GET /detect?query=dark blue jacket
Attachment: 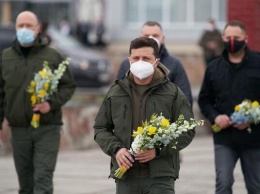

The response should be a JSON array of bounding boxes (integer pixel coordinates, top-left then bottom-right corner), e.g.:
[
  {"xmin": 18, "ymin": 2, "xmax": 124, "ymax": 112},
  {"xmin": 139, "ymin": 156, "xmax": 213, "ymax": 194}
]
[
  {"xmin": 116, "ymin": 44, "xmax": 193, "ymax": 106},
  {"xmin": 198, "ymin": 48, "xmax": 260, "ymax": 148}
]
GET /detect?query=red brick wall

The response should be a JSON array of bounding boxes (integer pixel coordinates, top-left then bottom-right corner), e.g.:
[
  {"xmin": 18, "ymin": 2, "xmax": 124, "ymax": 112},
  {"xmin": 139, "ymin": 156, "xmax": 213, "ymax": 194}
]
[{"xmin": 228, "ymin": 0, "xmax": 260, "ymax": 51}]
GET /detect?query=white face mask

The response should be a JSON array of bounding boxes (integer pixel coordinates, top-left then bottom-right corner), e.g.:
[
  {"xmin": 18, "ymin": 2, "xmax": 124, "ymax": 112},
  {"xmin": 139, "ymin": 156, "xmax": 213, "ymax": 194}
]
[{"xmin": 130, "ymin": 60, "xmax": 155, "ymax": 80}]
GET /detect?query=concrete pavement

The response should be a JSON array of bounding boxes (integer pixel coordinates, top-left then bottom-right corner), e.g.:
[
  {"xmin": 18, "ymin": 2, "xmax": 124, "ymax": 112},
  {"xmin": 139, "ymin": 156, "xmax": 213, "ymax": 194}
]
[{"xmin": 0, "ymin": 132, "xmax": 247, "ymax": 194}]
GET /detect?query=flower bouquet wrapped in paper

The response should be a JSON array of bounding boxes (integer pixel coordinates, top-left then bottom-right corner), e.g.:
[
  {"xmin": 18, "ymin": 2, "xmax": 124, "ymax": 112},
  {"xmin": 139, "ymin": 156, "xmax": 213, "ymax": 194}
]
[
  {"xmin": 27, "ymin": 59, "xmax": 70, "ymax": 128},
  {"xmin": 212, "ymin": 99, "xmax": 260, "ymax": 133},
  {"xmin": 114, "ymin": 113, "xmax": 204, "ymax": 178}
]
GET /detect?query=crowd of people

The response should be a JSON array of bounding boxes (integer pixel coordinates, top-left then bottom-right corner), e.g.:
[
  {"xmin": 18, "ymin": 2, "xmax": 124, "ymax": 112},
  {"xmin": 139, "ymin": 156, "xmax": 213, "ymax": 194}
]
[{"xmin": 0, "ymin": 9, "xmax": 259, "ymax": 194}]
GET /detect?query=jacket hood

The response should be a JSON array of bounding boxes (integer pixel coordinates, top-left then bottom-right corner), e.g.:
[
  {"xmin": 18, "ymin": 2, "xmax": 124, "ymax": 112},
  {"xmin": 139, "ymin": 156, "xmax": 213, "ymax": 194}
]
[{"xmin": 159, "ymin": 44, "xmax": 169, "ymax": 59}]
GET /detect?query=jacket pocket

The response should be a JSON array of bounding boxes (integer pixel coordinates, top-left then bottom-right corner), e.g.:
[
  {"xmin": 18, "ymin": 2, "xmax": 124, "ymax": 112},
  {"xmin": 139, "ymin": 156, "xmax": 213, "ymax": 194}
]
[
  {"xmin": 40, "ymin": 110, "xmax": 59, "ymax": 125},
  {"xmin": 147, "ymin": 94, "xmax": 174, "ymax": 118},
  {"xmin": 110, "ymin": 96, "xmax": 131, "ymax": 133},
  {"xmin": 210, "ymin": 76, "xmax": 230, "ymax": 99}
]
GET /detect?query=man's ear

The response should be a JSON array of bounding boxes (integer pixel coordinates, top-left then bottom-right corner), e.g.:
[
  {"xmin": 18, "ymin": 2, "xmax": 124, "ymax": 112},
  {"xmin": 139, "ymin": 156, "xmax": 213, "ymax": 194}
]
[
  {"xmin": 128, "ymin": 57, "xmax": 131, "ymax": 66},
  {"xmin": 244, "ymin": 35, "xmax": 249, "ymax": 44},
  {"xmin": 161, "ymin": 35, "xmax": 165, "ymax": 44},
  {"xmin": 154, "ymin": 58, "xmax": 160, "ymax": 67},
  {"xmin": 35, "ymin": 25, "xmax": 41, "ymax": 35}
]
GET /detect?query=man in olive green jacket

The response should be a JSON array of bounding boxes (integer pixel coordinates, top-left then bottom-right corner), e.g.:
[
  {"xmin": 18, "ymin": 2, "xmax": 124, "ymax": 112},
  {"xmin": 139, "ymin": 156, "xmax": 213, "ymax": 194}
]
[
  {"xmin": 94, "ymin": 37, "xmax": 195, "ymax": 194},
  {"xmin": 0, "ymin": 11, "xmax": 76, "ymax": 194}
]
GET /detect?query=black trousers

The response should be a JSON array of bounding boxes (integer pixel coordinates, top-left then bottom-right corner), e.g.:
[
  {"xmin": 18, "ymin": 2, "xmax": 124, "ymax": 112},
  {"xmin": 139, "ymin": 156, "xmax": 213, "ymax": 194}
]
[
  {"xmin": 11, "ymin": 125, "xmax": 60, "ymax": 194},
  {"xmin": 116, "ymin": 175, "xmax": 175, "ymax": 194}
]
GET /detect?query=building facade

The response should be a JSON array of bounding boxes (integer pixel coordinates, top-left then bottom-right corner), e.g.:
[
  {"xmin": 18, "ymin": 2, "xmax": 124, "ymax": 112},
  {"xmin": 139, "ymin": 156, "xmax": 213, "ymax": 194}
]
[
  {"xmin": 1, "ymin": 0, "xmax": 227, "ymax": 43},
  {"xmin": 104, "ymin": 0, "xmax": 227, "ymax": 43}
]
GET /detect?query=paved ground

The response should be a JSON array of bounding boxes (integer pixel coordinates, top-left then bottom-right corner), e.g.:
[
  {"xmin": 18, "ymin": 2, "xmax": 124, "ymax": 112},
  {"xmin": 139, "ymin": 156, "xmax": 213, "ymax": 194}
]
[{"xmin": 0, "ymin": 131, "xmax": 247, "ymax": 194}]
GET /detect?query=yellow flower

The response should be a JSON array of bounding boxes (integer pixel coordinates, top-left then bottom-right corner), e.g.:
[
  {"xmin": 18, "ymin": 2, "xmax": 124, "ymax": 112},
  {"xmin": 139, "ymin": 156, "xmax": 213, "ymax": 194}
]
[
  {"xmin": 160, "ymin": 118, "xmax": 170, "ymax": 127},
  {"xmin": 137, "ymin": 127, "xmax": 143, "ymax": 134},
  {"xmin": 252, "ymin": 101, "xmax": 259, "ymax": 108},
  {"xmin": 30, "ymin": 80, "xmax": 36, "ymax": 88},
  {"xmin": 27, "ymin": 87, "xmax": 34, "ymax": 94},
  {"xmin": 39, "ymin": 69, "xmax": 47, "ymax": 78},
  {"xmin": 234, "ymin": 105, "xmax": 240, "ymax": 111},
  {"xmin": 44, "ymin": 82, "xmax": 49, "ymax": 90},
  {"xmin": 148, "ymin": 126, "xmax": 157, "ymax": 135},
  {"xmin": 133, "ymin": 127, "xmax": 143, "ymax": 137},
  {"xmin": 38, "ymin": 89, "xmax": 47, "ymax": 98},
  {"xmin": 31, "ymin": 95, "xmax": 37, "ymax": 105}
]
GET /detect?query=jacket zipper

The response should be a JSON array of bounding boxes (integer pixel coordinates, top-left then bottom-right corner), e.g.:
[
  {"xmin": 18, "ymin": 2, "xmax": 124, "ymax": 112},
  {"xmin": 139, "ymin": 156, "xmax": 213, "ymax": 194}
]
[{"xmin": 24, "ymin": 57, "xmax": 31, "ymax": 124}]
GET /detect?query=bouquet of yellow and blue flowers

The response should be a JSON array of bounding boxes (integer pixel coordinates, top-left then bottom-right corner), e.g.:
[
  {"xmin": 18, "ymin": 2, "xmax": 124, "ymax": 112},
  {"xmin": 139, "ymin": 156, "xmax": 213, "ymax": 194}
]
[
  {"xmin": 114, "ymin": 113, "xmax": 204, "ymax": 178},
  {"xmin": 27, "ymin": 58, "xmax": 70, "ymax": 128},
  {"xmin": 212, "ymin": 99, "xmax": 260, "ymax": 133}
]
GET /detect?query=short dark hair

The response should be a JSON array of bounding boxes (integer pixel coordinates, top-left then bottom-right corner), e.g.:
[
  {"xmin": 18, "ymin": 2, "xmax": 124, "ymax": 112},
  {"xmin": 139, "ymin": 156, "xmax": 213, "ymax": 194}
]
[
  {"xmin": 224, "ymin": 20, "xmax": 246, "ymax": 33},
  {"xmin": 129, "ymin": 37, "xmax": 159, "ymax": 58},
  {"xmin": 142, "ymin": 21, "xmax": 162, "ymax": 31}
]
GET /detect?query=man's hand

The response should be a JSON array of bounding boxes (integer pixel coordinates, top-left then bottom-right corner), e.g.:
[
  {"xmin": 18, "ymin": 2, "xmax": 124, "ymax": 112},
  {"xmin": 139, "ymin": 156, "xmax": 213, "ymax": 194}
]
[
  {"xmin": 115, "ymin": 148, "xmax": 134, "ymax": 169},
  {"xmin": 214, "ymin": 114, "xmax": 232, "ymax": 129},
  {"xmin": 33, "ymin": 101, "xmax": 51, "ymax": 114},
  {"xmin": 233, "ymin": 122, "xmax": 249, "ymax": 130},
  {"xmin": 134, "ymin": 149, "xmax": 156, "ymax": 163}
]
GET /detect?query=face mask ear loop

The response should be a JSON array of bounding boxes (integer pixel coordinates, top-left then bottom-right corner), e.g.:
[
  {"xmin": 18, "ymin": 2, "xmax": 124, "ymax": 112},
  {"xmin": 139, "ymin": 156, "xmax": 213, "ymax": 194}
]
[{"xmin": 153, "ymin": 59, "xmax": 158, "ymax": 67}]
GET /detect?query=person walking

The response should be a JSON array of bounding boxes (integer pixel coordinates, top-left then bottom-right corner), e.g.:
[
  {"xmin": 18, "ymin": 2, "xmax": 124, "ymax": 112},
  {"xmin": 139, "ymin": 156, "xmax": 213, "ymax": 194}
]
[
  {"xmin": 198, "ymin": 18, "xmax": 224, "ymax": 66},
  {"xmin": 94, "ymin": 37, "xmax": 196, "ymax": 194},
  {"xmin": 198, "ymin": 20, "xmax": 260, "ymax": 194},
  {"xmin": 0, "ymin": 11, "xmax": 76, "ymax": 194},
  {"xmin": 116, "ymin": 21, "xmax": 193, "ymax": 106}
]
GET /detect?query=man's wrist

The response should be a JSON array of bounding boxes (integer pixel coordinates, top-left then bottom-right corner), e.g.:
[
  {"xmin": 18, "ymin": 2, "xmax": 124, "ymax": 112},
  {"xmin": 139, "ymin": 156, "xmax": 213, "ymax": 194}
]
[{"xmin": 114, "ymin": 146, "xmax": 122, "ymax": 155}]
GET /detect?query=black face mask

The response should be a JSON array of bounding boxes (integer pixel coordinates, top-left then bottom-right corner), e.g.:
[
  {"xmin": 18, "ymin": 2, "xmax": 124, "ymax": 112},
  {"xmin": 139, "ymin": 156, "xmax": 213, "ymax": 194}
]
[{"xmin": 224, "ymin": 39, "xmax": 245, "ymax": 53}]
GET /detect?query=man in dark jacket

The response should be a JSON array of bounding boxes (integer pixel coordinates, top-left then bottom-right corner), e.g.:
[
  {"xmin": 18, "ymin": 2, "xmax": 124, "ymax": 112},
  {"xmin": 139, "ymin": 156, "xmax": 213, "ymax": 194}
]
[
  {"xmin": 198, "ymin": 20, "xmax": 260, "ymax": 194},
  {"xmin": 94, "ymin": 37, "xmax": 196, "ymax": 194},
  {"xmin": 116, "ymin": 21, "xmax": 193, "ymax": 106},
  {"xmin": 0, "ymin": 11, "xmax": 76, "ymax": 194}
]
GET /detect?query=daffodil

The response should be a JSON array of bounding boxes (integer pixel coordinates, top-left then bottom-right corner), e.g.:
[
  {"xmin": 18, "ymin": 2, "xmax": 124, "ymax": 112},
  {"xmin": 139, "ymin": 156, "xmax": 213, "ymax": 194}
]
[
  {"xmin": 31, "ymin": 95, "xmax": 37, "ymax": 105},
  {"xmin": 38, "ymin": 89, "xmax": 47, "ymax": 98},
  {"xmin": 44, "ymin": 82, "xmax": 49, "ymax": 90},
  {"xmin": 30, "ymin": 80, "xmax": 36, "ymax": 88},
  {"xmin": 160, "ymin": 118, "xmax": 170, "ymax": 127},
  {"xmin": 235, "ymin": 105, "xmax": 240, "ymax": 111},
  {"xmin": 148, "ymin": 126, "xmax": 157, "ymax": 135},
  {"xmin": 252, "ymin": 101, "xmax": 259, "ymax": 107},
  {"xmin": 133, "ymin": 127, "xmax": 143, "ymax": 137},
  {"xmin": 39, "ymin": 69, "xmax": 47, "ymax": 78}
]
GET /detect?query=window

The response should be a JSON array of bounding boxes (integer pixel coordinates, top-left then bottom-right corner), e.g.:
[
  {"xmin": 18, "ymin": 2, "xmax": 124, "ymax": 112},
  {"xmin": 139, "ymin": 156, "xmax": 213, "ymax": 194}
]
[
  {"xmin": 146, "ymin": 0, "xmax": 162, "ymax": 21},
  {"xmin": 219, "ymin": 0, "xmax": 227, "ymax": 22},
  {"xmin": 170, "ymin": 0, "xmax": 187, "ymax": 22},
  {"xmin": 125, "ymin": 0, "xmax": 227, "ymax": 25},
  {"xmin": 194, "ymin": 0, "xmax": 212, "ymax": 22},
  {"xmin": 125, "ymin": 0, "xmax": 139, "ymax": 22}
]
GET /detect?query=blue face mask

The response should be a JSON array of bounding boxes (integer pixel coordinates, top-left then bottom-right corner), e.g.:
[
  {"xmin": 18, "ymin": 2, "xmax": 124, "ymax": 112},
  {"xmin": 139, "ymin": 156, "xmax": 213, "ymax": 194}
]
[{"xmin": 16, "ymin": 28, "xmax": 35, "ymax": 46}]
